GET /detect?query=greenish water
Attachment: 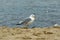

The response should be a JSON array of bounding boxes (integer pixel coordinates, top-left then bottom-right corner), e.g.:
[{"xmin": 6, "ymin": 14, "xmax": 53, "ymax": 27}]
[{"xmin": 0, "ymin": 0, "xmax": 60, "ymax": 27}]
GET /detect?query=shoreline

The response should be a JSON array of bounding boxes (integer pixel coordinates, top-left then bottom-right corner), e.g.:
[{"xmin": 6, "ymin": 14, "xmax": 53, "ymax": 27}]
[{"xmin": 0, "ymin": 26, "xmax": 60, "ymax": 40}]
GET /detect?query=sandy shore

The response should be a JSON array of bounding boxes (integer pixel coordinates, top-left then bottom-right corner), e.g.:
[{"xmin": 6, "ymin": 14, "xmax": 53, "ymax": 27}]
[{"xmin": 0, "ymin": 26, "xmax": 60, "ymax": 40}]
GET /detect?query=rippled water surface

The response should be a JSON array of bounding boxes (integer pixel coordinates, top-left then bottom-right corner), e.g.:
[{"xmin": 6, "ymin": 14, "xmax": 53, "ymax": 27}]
[{"xmin": 0, "ymin": 0, "xmax": 60, "ymax": 27}]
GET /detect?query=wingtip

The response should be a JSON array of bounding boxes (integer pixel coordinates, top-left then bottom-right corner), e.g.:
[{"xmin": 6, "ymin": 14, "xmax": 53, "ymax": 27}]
[{"xmin": 16, "ymin": 24, "xmax": 21, "ymax": 25}]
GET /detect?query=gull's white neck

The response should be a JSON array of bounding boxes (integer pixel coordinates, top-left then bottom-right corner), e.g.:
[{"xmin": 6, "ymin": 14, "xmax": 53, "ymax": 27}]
[{"xmin": 29, "ymin": 16, "xmax": 35, "ymax": 20}]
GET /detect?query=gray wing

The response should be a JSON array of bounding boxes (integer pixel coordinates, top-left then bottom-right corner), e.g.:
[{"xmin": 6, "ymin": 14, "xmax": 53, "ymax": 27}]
[
  {"xmin": 20, "ymin": 18, "xmax": 31, "ymax": 25},
  {"xmin": 16, "ymin": 18, "xmax": 31, "ymax": 25}
]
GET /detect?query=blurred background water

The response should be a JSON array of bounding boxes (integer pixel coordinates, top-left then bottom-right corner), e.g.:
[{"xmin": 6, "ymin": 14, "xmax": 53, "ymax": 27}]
[{"xmin": 0, "ymin": 0, "xmax": 60, "ymax": 27}]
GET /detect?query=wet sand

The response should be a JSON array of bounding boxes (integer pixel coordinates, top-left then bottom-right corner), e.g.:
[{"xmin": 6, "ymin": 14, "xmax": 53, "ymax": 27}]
[{"xmin": 0, "ymin": 26, "xmax": 60, "ymax": 40}]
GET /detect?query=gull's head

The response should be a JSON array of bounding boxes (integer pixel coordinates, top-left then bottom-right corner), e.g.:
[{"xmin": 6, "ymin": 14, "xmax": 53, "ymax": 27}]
[
  {"xmin": 29, "ymin": 14, "xmax": 35, "ymax": 20},
  {"xmin": 29, "ymin": 14, "xmax": 35, "ymax": 18}
]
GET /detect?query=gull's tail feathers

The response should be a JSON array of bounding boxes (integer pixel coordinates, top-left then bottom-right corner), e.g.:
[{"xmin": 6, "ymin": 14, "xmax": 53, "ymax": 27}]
[{"xmin": 16, "ymin": 21, "xmax": 23, "ymax": 25}]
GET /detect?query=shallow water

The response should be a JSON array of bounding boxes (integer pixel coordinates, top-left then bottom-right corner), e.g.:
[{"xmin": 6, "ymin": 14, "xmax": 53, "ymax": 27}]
[{"xmin": 0, "ymin": 0, "xmax": 60, "ymax": 27}]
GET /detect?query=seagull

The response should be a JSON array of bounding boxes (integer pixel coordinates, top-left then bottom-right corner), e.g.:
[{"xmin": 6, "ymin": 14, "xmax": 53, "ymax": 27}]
[{"xmin": 16, "ymin": 14, "xmax": 36, "ymax": 26}]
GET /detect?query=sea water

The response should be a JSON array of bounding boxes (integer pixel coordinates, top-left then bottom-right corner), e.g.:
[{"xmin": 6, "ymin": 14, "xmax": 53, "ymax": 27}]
[{"xmin": 0, "ymin": 0, "xmax": 60, "ymax": 27}]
